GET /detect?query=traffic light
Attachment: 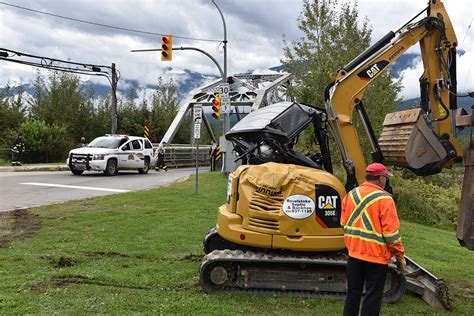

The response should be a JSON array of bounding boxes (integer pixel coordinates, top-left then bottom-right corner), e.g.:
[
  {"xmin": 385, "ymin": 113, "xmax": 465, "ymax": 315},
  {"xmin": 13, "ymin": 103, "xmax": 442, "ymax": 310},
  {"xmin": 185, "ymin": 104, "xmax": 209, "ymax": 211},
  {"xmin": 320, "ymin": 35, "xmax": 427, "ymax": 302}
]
[
  {"xmin": 211, "ymin": 92, "xmax": 221, "ymax": 120},
  {"xmin": 161, "ymin": 35, "xmax": 172, "ymax": 61}
]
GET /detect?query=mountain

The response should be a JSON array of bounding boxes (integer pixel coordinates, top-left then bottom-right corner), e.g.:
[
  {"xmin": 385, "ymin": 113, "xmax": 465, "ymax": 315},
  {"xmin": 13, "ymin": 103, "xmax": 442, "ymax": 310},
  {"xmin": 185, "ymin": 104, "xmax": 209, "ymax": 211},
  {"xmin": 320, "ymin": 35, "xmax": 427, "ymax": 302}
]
[{"xmin": 1, "ymin": 50, "xmax": 467, "ymax": 101}]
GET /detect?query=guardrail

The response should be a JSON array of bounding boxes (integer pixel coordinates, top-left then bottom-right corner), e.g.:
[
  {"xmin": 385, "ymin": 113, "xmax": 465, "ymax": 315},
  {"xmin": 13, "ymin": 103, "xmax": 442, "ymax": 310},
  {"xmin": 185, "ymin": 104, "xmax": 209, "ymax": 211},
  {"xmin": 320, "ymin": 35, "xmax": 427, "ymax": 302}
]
[
  {"xmin": 153, "ymin": 144, "xmax": 212, "ymax": 168},
  {"xmin": 1, "ymin": 144, "xmax": 214, "ymax": 167}
]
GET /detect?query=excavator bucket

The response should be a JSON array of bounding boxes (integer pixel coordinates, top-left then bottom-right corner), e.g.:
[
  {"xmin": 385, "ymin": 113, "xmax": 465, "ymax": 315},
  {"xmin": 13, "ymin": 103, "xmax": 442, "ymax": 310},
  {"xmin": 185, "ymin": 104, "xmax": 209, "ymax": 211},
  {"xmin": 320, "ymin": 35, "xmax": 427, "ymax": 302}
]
[
  {"xmin": 378, "ymin": 108, "xmax": 449, "ymax": 175},
  {"xmin": 457, "ymin": 137, "xmax": 474, "ymax": 250}
]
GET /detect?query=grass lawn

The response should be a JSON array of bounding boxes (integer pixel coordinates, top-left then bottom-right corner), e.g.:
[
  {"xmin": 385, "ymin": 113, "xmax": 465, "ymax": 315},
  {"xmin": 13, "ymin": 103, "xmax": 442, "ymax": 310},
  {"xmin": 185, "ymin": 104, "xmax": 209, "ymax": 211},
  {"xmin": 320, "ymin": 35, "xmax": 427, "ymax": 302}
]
[{"xmin": 0, "ymin": 172, "xmax": 473, "ymax": 314}]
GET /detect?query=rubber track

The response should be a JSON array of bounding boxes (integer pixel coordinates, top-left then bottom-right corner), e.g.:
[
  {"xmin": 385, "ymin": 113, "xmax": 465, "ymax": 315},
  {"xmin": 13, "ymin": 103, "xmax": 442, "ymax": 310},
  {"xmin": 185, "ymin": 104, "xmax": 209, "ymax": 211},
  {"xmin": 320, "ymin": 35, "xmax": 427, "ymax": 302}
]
[{"xmin": 200, "ymin": 249, "xmax": 404, "ymax": 302}]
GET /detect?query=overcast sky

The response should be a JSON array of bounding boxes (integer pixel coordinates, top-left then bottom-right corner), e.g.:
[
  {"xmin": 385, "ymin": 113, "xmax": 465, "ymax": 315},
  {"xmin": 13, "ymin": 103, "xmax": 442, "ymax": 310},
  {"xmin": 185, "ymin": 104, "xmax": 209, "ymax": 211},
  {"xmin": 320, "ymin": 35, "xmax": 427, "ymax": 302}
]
[{"xmin": 0, "ymin": 0, "xmax": 472, "ymax": 100}]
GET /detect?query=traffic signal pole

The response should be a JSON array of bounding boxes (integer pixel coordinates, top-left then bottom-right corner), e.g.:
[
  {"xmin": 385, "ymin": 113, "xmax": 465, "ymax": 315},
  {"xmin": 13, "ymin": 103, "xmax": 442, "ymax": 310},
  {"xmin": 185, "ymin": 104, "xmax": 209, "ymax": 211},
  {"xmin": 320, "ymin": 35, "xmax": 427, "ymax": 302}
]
[
  {"xmin": 212, "ymin": 0, "xmax": 231, "ymax": 173},
  {"xmin": 131, "ymin": 0, "xmax": 232, "ymax": 172}
]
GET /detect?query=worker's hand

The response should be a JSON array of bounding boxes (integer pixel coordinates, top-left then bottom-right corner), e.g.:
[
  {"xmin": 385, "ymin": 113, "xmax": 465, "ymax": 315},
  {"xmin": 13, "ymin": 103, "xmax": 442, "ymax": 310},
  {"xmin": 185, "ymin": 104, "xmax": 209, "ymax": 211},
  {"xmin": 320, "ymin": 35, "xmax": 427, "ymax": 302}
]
[{"xmin": 396, "ymin": 256, "xmax": 406, "ymax": 272}]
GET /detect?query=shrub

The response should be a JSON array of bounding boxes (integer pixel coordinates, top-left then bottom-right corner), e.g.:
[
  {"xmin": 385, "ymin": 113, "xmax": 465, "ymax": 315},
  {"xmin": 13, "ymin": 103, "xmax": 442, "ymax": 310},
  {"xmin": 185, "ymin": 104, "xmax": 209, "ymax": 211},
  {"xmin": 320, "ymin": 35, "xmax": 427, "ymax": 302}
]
[
  {"xmin": 391, "ymin": 168, "xmax": 462, "ymax": 230},
  {"xmin": 19, "ymin": 119, "xmax": 73, "ymax": 163}
]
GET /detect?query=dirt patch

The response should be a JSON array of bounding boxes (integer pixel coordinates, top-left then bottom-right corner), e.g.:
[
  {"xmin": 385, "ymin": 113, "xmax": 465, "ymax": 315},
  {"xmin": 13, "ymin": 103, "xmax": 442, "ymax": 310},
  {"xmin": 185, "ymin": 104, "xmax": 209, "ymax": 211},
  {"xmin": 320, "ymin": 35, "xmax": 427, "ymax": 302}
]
[
  {"xmin": 0, "ymin": 209, "xmax": 41, "ymax": 247},
  {"xmin": 450, "ymin": 281, "xmax": 474, "ymax": 299},
  {"xmin": 51, "ymin": 275, "xmax": 150, "ymax": 290},
  {"xmin": 180, "ymin": 254, "xmax": 202, "ymax": 262},
  {"xmin": 28, "ymin": 282, "xmax": 48, "ymax": 293},
  {"xmin": 39, "ymin": 255, "xmax": 77, "ymax": 267},
  {"xmin": 57, "ymin": 256, "xmax": 76, "ymax": 267},
  {"xmin": 83, "ymin": 251, "xmax": 130, "ymax": 258}
]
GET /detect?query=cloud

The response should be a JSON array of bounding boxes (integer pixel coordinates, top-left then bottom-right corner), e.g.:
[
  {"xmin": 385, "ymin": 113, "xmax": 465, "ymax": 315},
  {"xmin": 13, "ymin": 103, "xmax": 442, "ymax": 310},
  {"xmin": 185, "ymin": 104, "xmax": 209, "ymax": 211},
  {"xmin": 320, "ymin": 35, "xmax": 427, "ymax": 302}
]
[{"xmin": 0, "ymin": 0, "xmax": 472, "ymax": 103}]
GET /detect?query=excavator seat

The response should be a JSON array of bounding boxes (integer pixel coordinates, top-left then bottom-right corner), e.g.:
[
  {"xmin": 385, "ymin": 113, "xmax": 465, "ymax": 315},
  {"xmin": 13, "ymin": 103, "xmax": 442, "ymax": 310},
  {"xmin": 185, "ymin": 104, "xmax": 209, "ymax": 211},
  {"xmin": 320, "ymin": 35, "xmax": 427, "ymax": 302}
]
[{"xmin": 378, "ymin": 108, "xmax": 450, "ymax": 175}]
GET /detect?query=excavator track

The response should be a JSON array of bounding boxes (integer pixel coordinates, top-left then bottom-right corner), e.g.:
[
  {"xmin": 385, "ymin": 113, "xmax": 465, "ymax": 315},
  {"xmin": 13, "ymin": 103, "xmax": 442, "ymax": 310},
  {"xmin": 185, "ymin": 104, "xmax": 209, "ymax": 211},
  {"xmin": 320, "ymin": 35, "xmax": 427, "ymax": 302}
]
[
  {"xmin": 200, "ymin": 249, "xmax": 406, "ymax": 303},
  {"xmin": 201, "ymin": 228, "xmax": 452, "ymax": 310}
]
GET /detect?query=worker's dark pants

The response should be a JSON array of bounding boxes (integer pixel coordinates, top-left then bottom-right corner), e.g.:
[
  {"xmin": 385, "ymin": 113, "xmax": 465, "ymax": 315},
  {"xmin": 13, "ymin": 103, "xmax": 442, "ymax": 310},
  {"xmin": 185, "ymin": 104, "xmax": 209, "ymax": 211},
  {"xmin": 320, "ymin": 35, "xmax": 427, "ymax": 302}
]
[
  {"xmin": 156, "ymin": 154, "xmax": 166, "ymax": 170},
  {"xmin": 11, "ymin": 152, "xmax": 21, "ymax": 164},
  {"xmin": 343, "ymin": 256, "xmax": 388, "ymax": 316},
  {"xmin": 210, "ymin": 156, "xmax": 215, "ymax": 171}
]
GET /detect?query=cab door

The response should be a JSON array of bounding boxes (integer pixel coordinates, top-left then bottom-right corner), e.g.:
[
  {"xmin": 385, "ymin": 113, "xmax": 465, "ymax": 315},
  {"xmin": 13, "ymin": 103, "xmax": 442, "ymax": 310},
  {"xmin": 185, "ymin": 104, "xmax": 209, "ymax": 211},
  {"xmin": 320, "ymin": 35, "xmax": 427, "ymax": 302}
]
[
  {"xmin": 119, "ymin": 141, "xmax": 136, "ymax": 169},
  {"xmin": 130, "ymin": 139, "xmax": 144, "ymax": 168}
]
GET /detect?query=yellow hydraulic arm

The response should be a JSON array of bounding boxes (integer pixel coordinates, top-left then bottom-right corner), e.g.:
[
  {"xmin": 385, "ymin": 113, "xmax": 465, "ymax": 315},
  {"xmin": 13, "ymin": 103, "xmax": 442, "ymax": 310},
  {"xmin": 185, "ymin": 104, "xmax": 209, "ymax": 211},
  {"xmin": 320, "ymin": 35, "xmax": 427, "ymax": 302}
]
[{"xmin": 325, "ymin": 0, "xmax": 463, "ymax": 186}]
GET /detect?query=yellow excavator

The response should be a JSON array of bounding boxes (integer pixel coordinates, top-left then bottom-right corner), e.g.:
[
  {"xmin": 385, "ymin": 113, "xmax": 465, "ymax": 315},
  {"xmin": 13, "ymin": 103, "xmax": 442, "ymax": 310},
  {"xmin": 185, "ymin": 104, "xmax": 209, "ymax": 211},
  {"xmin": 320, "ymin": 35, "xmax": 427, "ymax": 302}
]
[{"xmin": 199, "ymin": 0, "xmax": 473, "ymax": 310}]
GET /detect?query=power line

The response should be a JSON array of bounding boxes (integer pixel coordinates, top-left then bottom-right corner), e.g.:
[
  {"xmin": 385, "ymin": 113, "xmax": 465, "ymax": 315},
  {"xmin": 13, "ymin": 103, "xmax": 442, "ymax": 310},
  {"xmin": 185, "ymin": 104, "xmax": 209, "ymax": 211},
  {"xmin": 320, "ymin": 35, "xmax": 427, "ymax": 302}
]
[{"xmin": 0, "ymin": 1, "xmax": 221, "ymax": 43}]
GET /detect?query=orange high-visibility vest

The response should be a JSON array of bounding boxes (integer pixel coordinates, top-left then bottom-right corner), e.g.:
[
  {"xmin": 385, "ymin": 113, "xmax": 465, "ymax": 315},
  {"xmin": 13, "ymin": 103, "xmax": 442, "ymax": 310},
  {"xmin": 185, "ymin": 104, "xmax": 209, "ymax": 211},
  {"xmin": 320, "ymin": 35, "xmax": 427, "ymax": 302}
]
[{"xmin": 340, "ymin": 182, "xmax": 404, "ymax": 264}]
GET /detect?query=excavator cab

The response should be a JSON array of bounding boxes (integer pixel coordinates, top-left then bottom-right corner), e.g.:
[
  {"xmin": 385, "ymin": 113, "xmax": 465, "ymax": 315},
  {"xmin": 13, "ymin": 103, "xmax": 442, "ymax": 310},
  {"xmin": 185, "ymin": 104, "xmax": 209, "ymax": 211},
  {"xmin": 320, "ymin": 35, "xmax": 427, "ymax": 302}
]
[{"xmin": 226, "ymin": 101, "xmax": 332, "ymax": 171}]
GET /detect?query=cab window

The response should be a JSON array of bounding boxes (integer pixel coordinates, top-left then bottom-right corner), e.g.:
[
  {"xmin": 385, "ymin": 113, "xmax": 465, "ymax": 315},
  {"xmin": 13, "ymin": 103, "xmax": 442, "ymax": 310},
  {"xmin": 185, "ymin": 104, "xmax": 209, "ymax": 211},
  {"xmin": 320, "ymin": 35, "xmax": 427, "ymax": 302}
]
[
  {"xmin": 121, "ymin": 142, "xmax": 132, "ymax": 151},
  {"xmin": 132, "ymin": 140, "xmax": 142, "ymax": 150},
  {"xmin": 145, "ymin": 139, "xmax": 153, "ymax": 149}
]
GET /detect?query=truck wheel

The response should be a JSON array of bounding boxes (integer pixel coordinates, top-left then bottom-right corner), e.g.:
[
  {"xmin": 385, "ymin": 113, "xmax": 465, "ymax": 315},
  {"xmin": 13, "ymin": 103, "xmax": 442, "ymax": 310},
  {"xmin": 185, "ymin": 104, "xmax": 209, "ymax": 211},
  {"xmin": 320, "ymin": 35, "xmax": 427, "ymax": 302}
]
[
  {"xmin": 104, "ymin": 159, "xmax": 118, "ymax": 176},
  {"xmin": 71, "ymin": 169, "xmax": 84, "ymax": 176},
  {"xmin": 138, "ymin": 158, "xmax": 150, "ymax": 174}
]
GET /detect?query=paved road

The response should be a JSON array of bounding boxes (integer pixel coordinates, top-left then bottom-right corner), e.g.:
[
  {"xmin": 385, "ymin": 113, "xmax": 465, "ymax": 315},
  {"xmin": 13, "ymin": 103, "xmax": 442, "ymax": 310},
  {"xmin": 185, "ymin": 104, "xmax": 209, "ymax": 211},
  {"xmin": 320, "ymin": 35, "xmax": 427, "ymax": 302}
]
[{"xmin": 0, "ymin": 168, "xmax": 202, "ymax": 212}]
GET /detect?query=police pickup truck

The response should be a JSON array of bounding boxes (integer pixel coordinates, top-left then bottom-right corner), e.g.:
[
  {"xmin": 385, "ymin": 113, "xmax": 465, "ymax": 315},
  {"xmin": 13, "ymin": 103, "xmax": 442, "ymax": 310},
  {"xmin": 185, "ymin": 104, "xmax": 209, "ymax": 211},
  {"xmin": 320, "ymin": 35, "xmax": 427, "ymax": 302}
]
[{"xmin": 67, "ymin": 135, "xmax": 154, "ymax": 176}]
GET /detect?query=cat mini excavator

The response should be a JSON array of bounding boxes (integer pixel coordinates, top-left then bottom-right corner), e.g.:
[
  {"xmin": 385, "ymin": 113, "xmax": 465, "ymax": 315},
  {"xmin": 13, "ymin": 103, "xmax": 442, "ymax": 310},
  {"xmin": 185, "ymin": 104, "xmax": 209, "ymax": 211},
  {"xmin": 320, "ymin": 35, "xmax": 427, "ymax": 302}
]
[{"xmin": 199, "ymin": 0, "xmax": 473, "ymax": 310}]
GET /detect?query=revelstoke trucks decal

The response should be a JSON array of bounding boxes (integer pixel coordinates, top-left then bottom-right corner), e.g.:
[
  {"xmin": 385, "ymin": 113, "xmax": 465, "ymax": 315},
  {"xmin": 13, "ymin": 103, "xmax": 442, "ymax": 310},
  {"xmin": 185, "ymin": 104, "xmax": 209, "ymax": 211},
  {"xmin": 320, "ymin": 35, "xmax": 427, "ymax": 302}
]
[
  {"xmin": 283, "ymin": 194, "xmax": 315, "ymax": 220},
  {"xmin": 357, "ymin": 60, "xmax": 389, "ymax": 81},
  {"xmin": 315, "ymin": 185, "xmax": 341, "ymax": 228}
]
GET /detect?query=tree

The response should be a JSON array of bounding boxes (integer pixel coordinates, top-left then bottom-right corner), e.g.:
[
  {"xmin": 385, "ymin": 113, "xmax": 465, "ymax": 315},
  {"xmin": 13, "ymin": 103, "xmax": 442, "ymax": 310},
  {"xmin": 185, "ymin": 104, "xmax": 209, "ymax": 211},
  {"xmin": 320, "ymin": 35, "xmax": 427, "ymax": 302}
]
[
  {"xmin": 150, "ymin": 78, "xmax": 190, "ymax": 143},
  {"xmin": 282, "ymin": 0, "xmax": 402, "ymax": 155},
  {"xmin": 29, "ymin": 70, "xmax": 96, "ymax": 142},
  {"xmin": 117, "ymin": 85, "xmax": 150, "ymax": 136},
  {"xmin": 0, "ymin": 82, "xmax": 28, "ymax": 160},
  {"xmin": 0, "ymin": 82, "xmax": 27, "ymax": 140}
]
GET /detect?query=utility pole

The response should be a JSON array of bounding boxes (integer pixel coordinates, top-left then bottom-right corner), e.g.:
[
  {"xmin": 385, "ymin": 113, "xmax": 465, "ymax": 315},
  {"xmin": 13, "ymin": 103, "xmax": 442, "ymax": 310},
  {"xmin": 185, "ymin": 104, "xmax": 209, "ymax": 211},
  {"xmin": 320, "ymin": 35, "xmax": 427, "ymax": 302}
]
[
  {"xmin": 212, "ymin": 0, "xmax": 232, "ymax": 172},
  {"xmin": 111, "ymin": 63, "xmax": 118, "ymax": 134},
  {"xmin": 213, "ymin": 0, "xmax": 227, "ymax": 105}
]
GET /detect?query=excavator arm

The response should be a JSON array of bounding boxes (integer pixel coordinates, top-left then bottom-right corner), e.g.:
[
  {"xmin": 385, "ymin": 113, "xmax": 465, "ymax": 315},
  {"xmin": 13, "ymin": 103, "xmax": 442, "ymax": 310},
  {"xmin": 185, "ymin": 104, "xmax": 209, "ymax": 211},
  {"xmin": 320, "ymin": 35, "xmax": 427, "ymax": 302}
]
[
  {"xmin": 326, "ymin": 0, "xmax": 473, "ymax": 250},
  {"xmin": 325, "ymin": 0, "xmax": 465, "ymax": 186}
]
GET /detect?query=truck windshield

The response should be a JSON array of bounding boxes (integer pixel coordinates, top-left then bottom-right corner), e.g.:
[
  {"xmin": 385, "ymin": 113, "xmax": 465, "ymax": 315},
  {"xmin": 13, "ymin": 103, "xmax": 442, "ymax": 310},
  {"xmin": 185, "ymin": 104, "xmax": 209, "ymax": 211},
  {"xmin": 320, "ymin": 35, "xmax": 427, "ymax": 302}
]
[{"xmin": 87, "ymin": 137, "xmax": 123, "ymax": 149}]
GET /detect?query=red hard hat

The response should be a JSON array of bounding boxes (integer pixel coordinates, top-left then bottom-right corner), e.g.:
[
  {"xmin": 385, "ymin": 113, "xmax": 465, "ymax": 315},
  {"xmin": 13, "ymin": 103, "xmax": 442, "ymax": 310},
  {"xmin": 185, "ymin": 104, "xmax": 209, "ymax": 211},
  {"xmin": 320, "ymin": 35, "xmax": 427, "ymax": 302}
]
[{"xmin": 366, "ymin": 163, "xmax": 393, "ymax": 177}]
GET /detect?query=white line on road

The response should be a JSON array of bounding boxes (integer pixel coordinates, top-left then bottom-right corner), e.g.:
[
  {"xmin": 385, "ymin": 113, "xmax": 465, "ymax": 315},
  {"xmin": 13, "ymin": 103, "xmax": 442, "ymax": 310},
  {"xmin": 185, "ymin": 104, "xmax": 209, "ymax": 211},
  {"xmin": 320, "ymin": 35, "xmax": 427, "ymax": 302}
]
[{"xmin": 21, "ymin": 182, "xmax": 131, "ymax": 193}]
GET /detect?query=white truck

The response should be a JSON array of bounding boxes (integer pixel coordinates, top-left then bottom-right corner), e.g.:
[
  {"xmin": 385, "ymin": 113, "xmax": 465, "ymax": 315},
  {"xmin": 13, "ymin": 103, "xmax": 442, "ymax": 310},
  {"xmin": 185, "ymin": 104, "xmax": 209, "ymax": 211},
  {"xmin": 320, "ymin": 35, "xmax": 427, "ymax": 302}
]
[{"xmin": 67, "ymin": 135, "xmax": 154, "ymax": 176}]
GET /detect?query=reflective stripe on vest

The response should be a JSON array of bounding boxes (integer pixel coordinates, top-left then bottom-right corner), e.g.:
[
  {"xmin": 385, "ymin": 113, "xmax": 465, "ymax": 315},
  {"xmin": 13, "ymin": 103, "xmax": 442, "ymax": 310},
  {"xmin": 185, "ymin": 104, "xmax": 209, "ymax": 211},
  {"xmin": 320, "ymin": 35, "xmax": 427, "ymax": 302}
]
[
  {"xmin": 343, "ymin": 226, "xmax": 386, "ymax": 245},
  {"xmin": 348, "ymin": 190, "xmax": 390, "ymax": 226},
  {"xmin": 344, "ymin": 188, "xmax": 400, "ymax": 245}
]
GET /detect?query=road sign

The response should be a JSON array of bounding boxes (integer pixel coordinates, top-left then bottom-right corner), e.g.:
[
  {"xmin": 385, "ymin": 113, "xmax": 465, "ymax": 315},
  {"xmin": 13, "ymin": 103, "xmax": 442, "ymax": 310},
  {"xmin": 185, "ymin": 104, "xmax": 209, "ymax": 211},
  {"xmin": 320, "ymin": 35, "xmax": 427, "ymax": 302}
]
[
  {"xmin": 193, "ymin": 105, "xmax": 202, "ymax": 139},
  {"xmin": 193, "ymin": 105, "xmax": 202, "ymax": 123},
  {"xmin": 217, "ymin": 83, "xmax": 230, "ymax": 114},
  {"xmin": 194, "ymin": 123, "xmax": 201, "ymax": 139}
]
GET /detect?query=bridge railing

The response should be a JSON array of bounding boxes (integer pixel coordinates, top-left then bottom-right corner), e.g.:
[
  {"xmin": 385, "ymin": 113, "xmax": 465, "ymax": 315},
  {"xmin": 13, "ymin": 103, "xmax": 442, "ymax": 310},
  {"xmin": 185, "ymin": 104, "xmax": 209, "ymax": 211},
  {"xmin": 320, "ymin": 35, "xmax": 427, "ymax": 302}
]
[{"xmin": 153, "ymin": 144, "xmax": 211, "ymax": 168}]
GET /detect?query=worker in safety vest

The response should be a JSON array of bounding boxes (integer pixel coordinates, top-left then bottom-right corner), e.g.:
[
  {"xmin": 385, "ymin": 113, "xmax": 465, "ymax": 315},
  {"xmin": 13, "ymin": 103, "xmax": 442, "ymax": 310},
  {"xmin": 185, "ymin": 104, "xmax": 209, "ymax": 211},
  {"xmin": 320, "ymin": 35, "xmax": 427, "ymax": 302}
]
[
  {"xmin": 155, "ymin": 142, "xmax": 168, "ymax": 171},
  {"xmin": 11, "ymin": 134, "xmax": 25, "ymax": 166},
  {"xmin": 341, "ymin": 162, "xmax": 405, "ymax": 316},
  {"xmin": 209, "ymin": 140, "xmax": 217, "ymax": 171}
]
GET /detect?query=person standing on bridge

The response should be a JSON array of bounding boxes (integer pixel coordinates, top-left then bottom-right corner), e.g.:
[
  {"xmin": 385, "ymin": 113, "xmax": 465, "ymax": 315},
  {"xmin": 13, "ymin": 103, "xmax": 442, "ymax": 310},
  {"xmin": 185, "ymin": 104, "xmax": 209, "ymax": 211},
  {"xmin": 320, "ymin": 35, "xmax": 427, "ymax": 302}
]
[
  {"xmin": 155, "ymin": 141, "xmax": 167, "ymax": 171},
  {"xmin": 341, "ymin": 162, "xmax": 405, "ymax": 316},
  {"xmin": 209, "ymin": 140, "xmax": 217, "ymax": 171}
]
